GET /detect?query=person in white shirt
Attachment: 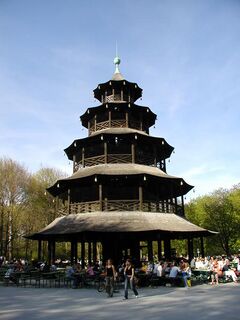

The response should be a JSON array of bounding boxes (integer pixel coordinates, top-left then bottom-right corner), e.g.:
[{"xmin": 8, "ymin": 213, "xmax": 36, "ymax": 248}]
[
  {"xmin": 153, "ymin": 261, "xmax": 163, "ymax": 277},
  {"xmin": 169, "ymin": 262, "xmax": 179, "ymax": 278}
]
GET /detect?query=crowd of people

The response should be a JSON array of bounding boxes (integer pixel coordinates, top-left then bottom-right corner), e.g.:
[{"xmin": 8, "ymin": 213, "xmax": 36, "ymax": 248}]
[{"xmin": 1, "ymin": 254, "xmax": 239, "ymax": 298}]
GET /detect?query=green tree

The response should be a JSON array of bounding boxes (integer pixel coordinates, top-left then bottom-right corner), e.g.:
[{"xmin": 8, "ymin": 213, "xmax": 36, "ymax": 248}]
[
  {"xmin": 186, "ymin": 186, "xmax": 240, "ymax": 256},
  {"xmin": 23, "ymin": 167, "xmax": 66, "ymax": 259},
  {"xmin": 0, "ymin": 157, "xmax": 29, "ymax": 260}
]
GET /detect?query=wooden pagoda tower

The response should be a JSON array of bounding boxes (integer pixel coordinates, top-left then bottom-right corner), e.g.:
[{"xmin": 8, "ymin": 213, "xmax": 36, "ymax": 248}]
[{"xmin": 27, "ymin": 56, "xmax": 214, "ymax": 265}]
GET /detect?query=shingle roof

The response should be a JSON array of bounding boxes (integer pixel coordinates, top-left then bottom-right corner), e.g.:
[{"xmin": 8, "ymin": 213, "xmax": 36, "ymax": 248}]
[{"xmin": 26, "ymin": 211, "xmax": 216, "ymax": 240}]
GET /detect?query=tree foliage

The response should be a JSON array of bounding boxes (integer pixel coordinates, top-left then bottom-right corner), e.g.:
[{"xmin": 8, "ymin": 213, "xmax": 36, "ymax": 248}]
[
  {"xmin": 0, "ymin": 157, "xmax": 65, "ymax": 260},
  {"xmin": 185, "ymin": 185, "xmax": 240, "ymax": 256}
]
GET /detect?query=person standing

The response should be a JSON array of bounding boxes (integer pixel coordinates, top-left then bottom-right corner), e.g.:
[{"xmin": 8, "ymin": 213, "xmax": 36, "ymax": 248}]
[
  {"xmin": 105, "ymin": 259, "xmax": 116, "ymax": 297},
  {"xmin": 123, "ymin": 259, "xmax": 138, "ymax": 299}
]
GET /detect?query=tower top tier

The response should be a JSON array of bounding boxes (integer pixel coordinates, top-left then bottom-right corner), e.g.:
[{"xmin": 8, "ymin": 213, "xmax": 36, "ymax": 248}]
[{"xmin": 93, "ymin": 55, "xmax": 143, "ymax": 103}]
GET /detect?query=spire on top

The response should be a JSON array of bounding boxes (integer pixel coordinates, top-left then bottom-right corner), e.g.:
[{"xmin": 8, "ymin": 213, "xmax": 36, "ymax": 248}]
[{"xmin": 112, "ymin": 44, "xmax": 124, "ymax": 80}]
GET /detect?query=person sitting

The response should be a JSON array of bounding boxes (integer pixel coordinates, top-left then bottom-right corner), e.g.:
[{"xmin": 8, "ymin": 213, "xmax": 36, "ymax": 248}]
[
  {"xmin": 86, "ymin": 264, "xmax": 95, "ymax": 276},
  {"xmin": 169, "ymin": 262, "xmax": 180, "ymax": 286},
  {"xmin": 222, "ymin": 259, "xmax": 238, "ymax": 282}
]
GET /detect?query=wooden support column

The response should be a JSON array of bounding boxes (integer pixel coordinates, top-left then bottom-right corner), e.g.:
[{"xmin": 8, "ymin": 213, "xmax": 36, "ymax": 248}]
[
  {"xmin": 88, "ymin": 121, "xmax": 91, "ymax": 136},
  {"xmin": 188, "ymin": 238, "xmax": 194, "ymax": 260},
  {"xmin": 140, "ymin": 114, "xmax": 143, "ymax": 131},
  {"xmin": 200, "ymin": 236, "xmax": 205, "ymax": 258},
  {"xmin": 88, "ymin": 242, "xmax": 92, "ymax": 264},
  {"xmin": 82, "ymin": 147, "xmax": 85, "ymax": 168},
  {"xmin": 164, "ymin": 239, "xmax": 171, "ymax": 260},
  {"xmin": 109, "ymin": 111, "xmax": 111, "ymax": 127},
  {"xmin": 157, "ymin": 240, "xmax": 162, "ymax": 261},
  {"xmin": 38, "ymin": 240, "xmax": 42, "ymax": 262},
  {"xmin": 52, "ymin": 241, "xmax": 55, "ymax": 264},
  {"xmin": 131, "ymin": 240, "xmax": 140, "ymax": 263},
  {"xmin": 93, "ymin": 242, "xmax": 97, "ymax": 263},
  {"xmin": 71, "ymin": 241, "xmax": 78, "ymax": 264},
  {"xmin": 99, "ymin": 184, "xmax": 103, "ymax": 211},
  {"xmin": 71, "ymin": 241, "xmax": 77, "ymax": 264},
  {"xmin": 81, "ymin": 241, "xmax": 85, "ymax": 268},
  {"xmin": 47, "ymin": 240, "xmax": 51, "ymax": 265},
  {"xmin": 181, "ymin": 195, "xmax": 185, "ymax": 216},
  {"xmin": 126, "ymin": 112, "xmax": 129, "ymax": 128},
  {"xmin": 73, "ymin": 154, "xmax": 76, "ymax": 172},
  {"xmin": 153, "ymin": 146, "xmax": 157, "ymax": 167},
  {"xmin": 148, "ymin": 240, "xmax": 153, "ymax": 262},
  {"xmin": 94, "ymin": 115, "xmax": 97, "ymax": 131},
  {"xmin": 121, "ymin": 89, "xmax": 123, "ymax": 101},
  {"xmin": 67, "ymin": 189, "xmax": 71, "ymax": 214},
  {"xmin": 131, "ymin": 143, "xmax": 135, "ymax": 163},
  {"xmin": 174, "ymin": 197, "xmax": 178, "ymax": 214},
  {"xmin": 104, "ymin": 142, "xmax": 107, "ymax": 164},
  {"xmin": 48, "ymin": 240, "xmax": 55, "ymax": 265},
  {"xmin": 139, "ymin": 186, "xmax": 143, "ymax": 211}
]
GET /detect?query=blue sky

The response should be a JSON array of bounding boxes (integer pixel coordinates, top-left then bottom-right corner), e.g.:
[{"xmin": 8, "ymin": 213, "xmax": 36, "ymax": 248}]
[{"xmin": 0, "ymin": 0, "xmax": 240, "ymax": 200}]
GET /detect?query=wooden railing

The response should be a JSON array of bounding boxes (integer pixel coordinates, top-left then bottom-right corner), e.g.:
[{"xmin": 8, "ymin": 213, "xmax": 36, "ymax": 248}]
[
  {"xmin": 74, "ymin": 154, "xmax": 132, "ymax": 169},
  {"xmin": 103, "ymin": 200, "xmax": 140, "ymax": 211},
  {"xmin": 70, "ymin": 201, "xmax": 101, "ymax": 214},
  {"xmin": 68, "ymin": 200, "xmax": 179, "ymax": 214},
  {"xmin": 89, "ymin": 119, "xmax": 142, "ymax": 135},
  {"xmin": 107, "ymin": 154, "xmax": 132, "ymax": 164},
  {"xmin": 84, "ymin": 155, "xmax": 105, "ymax": 167}
]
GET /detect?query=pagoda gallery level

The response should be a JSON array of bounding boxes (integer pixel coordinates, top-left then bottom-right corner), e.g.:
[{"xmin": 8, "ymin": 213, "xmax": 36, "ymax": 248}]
[{"xmin": 27, "ymin": 57, "xmax": 215, "ymax": 265}]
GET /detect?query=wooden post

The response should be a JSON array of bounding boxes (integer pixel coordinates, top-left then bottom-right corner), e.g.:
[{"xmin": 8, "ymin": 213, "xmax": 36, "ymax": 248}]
[
  {"xmin": 131, "ymin": 143, "xmax": 135, "ymax": 163},
  {"xmin": 126, "ymin": 112, "xmax": 129, "ymax": 128},
  {"xmin": 188, "ymin": 238, "xmax": 194, "ymax": 260},
  {"xmin": 153, "ymin": 146, "xmax": 157, "ymax": 167},
  {"xmin": 47, "ymin": 241, "xmax": 51, "ymax": 265},
  {"xmin": 181, "ymin": 195, "xmax": 185, "ymax": 216},
  {"xmin": 174, "ymin": 197, "xmax": 178, "ymax": 214},
  {"xmin": 67, "ymin": 189, "xmax": 71, "ymax": 214},
  {"xmin": 121, "ymin": 89, "xmax": 123, "ymax": 101},
  {"xmin": 48, "ymin": 240, "xmax": 55, "ymax": 265},
  {"xmin": 81, "ymin": 241, "xmax": 85, "ymax": 268},
  {"xmin": 164, "ymin": 239, "xmax": 171, "ymax": 260},
  {"xmin": 38, "ymin": 240, "xmax": 42, "ymax": 262},
  {"xmin": 88, "ymin": 121, "xmax": 91, "ymax": 136},
  {"xmin": 93, "ymin": 242, "xmax": 97, "ymax": 263},
  {"xmin": 82, "ymin": 147, "xmax": 85, "ymax": 168},
  {"xmin": 94, "ymin": 115, "xmax": 97, "ymax": 132},
  {"xmin": 109, "ymin": 111, "xmax": 111, "ymax": 128},
  {"xmin": 200, "ymin": 236, "xmax": 205, "ymax": 258},
  {"xmin": 148, "ymin": 240, "xmax": 153, "ymax": 262},
  {"xmin": 88, "ymin": 242, "xmax": 92, "ymax": 264},
  {"xmin": 73, "ymin": 154, "xmax": 76, "ymax": 172},
  {"xmin": 157, "ymin": 240, "xmax": 162, "ymax": 261},
  {"xmin": 104, "ymin": 142, "xmax": 107, "ymax": 164},
  {"xmin": 70, "ymin": 241, "xmax": 75, "ymax": 264},
  {"xmin": 139, "ymin": 186, "xmax": 143, "ymax": 211},
  {"xmin": 140, "ymin": 114, "xmax": 143, "ymax": 131},
  {"xmin": 99, "ymin": 184, "xmax": 103, "ymax": 211}
]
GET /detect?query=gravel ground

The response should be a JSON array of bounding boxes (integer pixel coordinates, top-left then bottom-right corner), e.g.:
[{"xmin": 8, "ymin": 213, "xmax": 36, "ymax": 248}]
[{"xmin": 0, "ymin": 283, "xmax": 239, "ymax": 320}]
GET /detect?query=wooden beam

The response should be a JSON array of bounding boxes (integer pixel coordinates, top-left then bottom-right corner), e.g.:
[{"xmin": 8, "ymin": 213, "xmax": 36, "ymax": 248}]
[
  {"xmin": 67, "ymin": 189, "xmax": 71, "ymax": 214},
  {"xmin": 131, "ymin": 143, "xmax": 135, "ymax": 163},
  {"xmin": 104, "ymin": 142, "xmax": 107, "ymax": 164},
  {"xmin": 139, "ymin": 186, "xmax": 143, "ymax": 211},
  {"xmin": 99, "ymin": 184, "xmax": 103, "ymax": 211}
]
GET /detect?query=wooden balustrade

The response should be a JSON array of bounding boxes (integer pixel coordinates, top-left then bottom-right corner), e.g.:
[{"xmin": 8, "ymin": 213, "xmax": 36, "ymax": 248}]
[
  {"xmin": 89, "ymin": 119, "xmax": 142, "ymax": 135},
  {"xmin": 68, "ymin": 200, "xmax": 178, "ymax": 214}
]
